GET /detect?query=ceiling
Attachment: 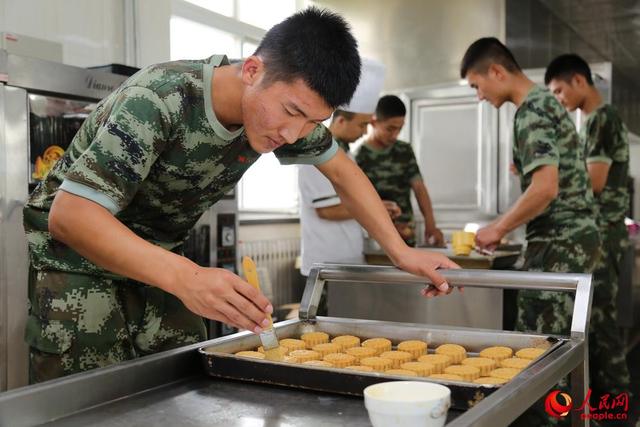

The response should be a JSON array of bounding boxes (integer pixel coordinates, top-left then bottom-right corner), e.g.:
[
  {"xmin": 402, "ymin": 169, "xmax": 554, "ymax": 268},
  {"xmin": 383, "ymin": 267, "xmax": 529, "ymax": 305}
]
[{"xmin": 539, "ymin": 0, "xmax": 640, "ymax": 80}]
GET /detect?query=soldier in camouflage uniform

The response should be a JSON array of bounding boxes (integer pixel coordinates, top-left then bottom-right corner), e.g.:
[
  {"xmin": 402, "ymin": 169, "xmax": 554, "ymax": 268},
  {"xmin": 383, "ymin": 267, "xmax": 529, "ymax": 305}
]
[
  {"xmin": 24, "ymin": 8, "xmax": 458, "ymax": 383},
  {"xmin": 546, "ymin": 54, "xmax": 631, "ymax": 400},
  {"xmin": 356, "ymin": 95, "xmax": 444, "ymax": 247},
  {"xmin": 461, "ymin": 38, "xmax": 600, "ymax": 333},
  {"xmin": 461, "ymin": 38, "xmax": 601, "ymax": 426}
]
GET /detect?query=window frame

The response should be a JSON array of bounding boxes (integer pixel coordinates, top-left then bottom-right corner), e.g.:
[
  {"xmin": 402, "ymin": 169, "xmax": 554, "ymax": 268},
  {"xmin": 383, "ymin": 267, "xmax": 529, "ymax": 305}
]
[{"xmin": 172, "ymin": 0, "xmax": 264, "ymax": 59}]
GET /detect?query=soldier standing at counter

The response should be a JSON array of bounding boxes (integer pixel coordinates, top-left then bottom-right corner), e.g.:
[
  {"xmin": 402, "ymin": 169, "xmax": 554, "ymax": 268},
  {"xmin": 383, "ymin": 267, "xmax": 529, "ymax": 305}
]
[
  {"xmin": 460, "ymin": 38, "xmax": 600, "ymax": 425},
  {"xmin": 460, "ymin": 38, "xmax": 600, "ymax": 331},
  {"xmin": 546, "ymin": 54, "xmax": 631, "ymax": 400},
  {"xmin": 356, "ymin": 95, "xmax": 444, "ymax": 247},
  {"xmin": 23, "ymin": 8, "xmax": 457, "ymax": 383}
]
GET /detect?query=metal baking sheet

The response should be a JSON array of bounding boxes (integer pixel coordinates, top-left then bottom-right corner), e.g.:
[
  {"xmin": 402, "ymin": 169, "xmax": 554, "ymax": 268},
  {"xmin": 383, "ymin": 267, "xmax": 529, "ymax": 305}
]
[
  {"xmin": 364, "ymin": 245, "xmax": 521, "ymax": 270},
  {"xmin": 199, "ymin": 317, "xmax": 563, "ymax": 410}
]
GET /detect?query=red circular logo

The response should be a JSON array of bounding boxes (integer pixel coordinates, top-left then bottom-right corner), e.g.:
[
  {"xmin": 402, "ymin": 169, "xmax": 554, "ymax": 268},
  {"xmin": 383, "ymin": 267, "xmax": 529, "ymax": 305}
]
[{"xmin": 545, "ymin": 390, "xmax": 573, "ymax": 418}]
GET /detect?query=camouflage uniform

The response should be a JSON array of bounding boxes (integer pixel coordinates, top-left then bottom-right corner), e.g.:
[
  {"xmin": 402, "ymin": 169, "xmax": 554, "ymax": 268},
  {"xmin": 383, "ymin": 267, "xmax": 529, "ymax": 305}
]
[
  {"xmin": 510, "ymin": 87, "xmax": 601, "ymax": 427},
  {"xmin": 355, "ymin": 140, "xmax": 422, "ymax": 245},
  {"xmin": 580, "ymin": 104, "xmax": 631, "ymax": 397},
  {"xmin": 512, "ymin": 86, "xmax": 600, "ymax": 334},
  {"xmin": 23, "ymin": 55, "xmax": 337, "ymax": 382}
]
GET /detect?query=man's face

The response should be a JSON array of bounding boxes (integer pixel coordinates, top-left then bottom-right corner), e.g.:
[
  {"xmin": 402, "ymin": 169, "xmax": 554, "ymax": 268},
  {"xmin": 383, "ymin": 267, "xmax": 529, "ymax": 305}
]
[
  {"xmin": 371, "ymin": 115, "xmax": 405, "ymax": 147},
  {"xmin": 466, "ymin": 68, "xmax": 508, "ymax": 108},
  {"xmin": 547, "ymin": 77, "xmax": 583, "ymax": 112},
  {"xmin": 333, "ymin": 113, "xmax": 372, "ymax": 144},
  {"xmin": 241, "ymin": 58, "xmax": 332, "ymax": 154}
]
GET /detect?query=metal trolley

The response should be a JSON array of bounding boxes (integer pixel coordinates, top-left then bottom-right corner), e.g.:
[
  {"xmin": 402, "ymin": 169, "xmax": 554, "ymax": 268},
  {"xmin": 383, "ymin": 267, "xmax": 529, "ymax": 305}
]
[
  {"xmin": 0, "ymin": 265, "xmax": 593, "ymax": 427},
  {"xmin": 201, "ymin": 265, "xmax": 594, "ymax": 426}
]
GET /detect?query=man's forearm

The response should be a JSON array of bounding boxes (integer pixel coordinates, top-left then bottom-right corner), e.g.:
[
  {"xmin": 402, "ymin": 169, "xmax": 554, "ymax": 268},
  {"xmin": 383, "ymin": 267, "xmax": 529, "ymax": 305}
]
[
  {"xmin": 49, "ymin": 190, "xmax": 193, "ymax": 294},
  {"xmin": 316, "ymin": 203, "xmax": 353, "ymax": 221},
  {"xmin": 494, "ymin": 185, "xmax": 554, "ymax": 234}
]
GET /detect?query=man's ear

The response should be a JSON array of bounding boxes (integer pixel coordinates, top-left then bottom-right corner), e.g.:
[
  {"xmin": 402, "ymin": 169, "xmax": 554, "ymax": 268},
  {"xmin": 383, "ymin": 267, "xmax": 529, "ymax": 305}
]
[
  {"xmin": 489, "ymin": 63, "xmax": 507, "ymax": 81},
  {"xmin": 572, "ymin": 73, "xmax": 587, "ymax": 88},
  {"xmin": 241, "ymin": 55, "xmax": 265, "ymax": 86},
  {"xmin": 336, "ymin": 115, "xmax": 349, "ymax": 126}
]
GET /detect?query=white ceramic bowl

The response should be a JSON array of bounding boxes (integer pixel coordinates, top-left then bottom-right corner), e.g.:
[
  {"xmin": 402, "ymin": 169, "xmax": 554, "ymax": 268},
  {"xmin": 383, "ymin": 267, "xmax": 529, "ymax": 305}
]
[{"xmin": 364, "ymin": 381, "xmax": 451, "ymax": 427}]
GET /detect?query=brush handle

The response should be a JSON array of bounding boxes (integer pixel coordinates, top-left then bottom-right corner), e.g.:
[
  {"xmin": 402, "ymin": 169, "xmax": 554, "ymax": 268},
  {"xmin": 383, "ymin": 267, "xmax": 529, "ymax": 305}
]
[{"xmin": 242, "ymin": 256, "xmax": 274, "ymax": 327}]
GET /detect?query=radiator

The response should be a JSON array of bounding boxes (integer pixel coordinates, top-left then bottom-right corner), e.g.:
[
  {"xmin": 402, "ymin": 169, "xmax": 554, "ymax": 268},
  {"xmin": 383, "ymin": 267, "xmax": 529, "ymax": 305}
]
[{"xmin": 238, "ymin": 238, "xmax": 301, "ymax": 308}]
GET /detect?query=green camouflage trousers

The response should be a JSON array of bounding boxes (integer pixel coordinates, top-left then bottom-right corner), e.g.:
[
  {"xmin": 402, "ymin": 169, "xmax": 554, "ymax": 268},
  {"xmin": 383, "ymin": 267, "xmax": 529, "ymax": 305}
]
[
  {"xmin": 588, "ymin": 221, "xmax": 631, "ymax": 397},
  {"xmin": 513, "ymin": 231, "xmax": 600, "ymax": 427},
  {"xmin": 516, "ymin": 230, "xmax": 601, "ymax": 335},
  {"xmin": 26, "ymin": 268, "xmax": 206, "ymax": 384}
]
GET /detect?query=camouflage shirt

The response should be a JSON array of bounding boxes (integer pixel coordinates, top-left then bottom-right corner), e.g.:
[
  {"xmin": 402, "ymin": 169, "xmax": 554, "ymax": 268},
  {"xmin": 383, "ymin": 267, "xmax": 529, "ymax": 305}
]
[
  {"xmin": 513, "ymin": 85, "xmax": 597, "ymax": 241},
  {"xmin": 24, "ymin": 55, "xmax": 337, "ymax": 276},
  {"xmin": 355, "ymin": 140, "xmax": 422, "ymax": 224},
  {"xmin": 580, "ymin": 104, "xmax": 630, "ymax": 224}
]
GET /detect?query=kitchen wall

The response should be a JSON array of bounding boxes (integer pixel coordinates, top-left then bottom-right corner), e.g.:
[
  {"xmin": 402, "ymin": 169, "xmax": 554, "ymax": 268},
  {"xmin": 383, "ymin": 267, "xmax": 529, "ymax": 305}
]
[
  {"xmin": 0, "ymin": 0, "xmax": 127, "ymax": 67},
  {"xmin": 506, "ymin": 0, "xmax": 640, "ymax": 220},
  {"xmin": 507, "ymin": 0, "xmax": 640, "ymax": 136},
  {"xmin": 312, "ymin": 0, "xmax": 505, "ymax": 90}
]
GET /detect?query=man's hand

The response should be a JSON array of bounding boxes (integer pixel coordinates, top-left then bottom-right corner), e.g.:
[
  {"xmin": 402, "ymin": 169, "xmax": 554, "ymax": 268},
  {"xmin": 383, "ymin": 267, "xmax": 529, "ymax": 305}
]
[
  {"xmin": 171, "ymin": 266, "xmax": 273, "ymax": 333},
  {"xmin": 475, "ymin": 223, "xmax": 505, "ymax": 252},
  {"xmin": 382, "ymin": 200, "xmax": 401, "ymax": 219},
  {"xmin": 394, "ymin": 222, "xmax": 415, "ymax": 241},
  {"xmin": 390, "ymin": 247, "xmax": 461, "ymax": 298},
  {"xmin": 425, "ymin": 227, "xmax": 445, "ymax": 247},
  {"xmin": 48, "ymin": 191, "xmax": 274, "ymax": 335}
]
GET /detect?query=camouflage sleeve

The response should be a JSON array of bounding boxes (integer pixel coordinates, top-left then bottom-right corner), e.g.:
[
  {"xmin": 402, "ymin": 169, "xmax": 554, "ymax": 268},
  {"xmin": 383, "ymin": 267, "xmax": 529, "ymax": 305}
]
[
  {"xmin": 515, "ymin": 108, "xmax": 560, "ymax": 176},
  {"xmin": 404, "ymin": 143, "xmax": 422, "ymax": 183},
  {"xmin": 585, "ymin": 110, "xmax": 613, "ymax": 165},
  {"xmin": 274, "ymin": 124, "xmax": 338, "ymax": 165},
  {"xmin": 610, "ymin": 116, "xmax": 629, "ymax": 163},
  {"xmin": 60, "ymin": 86, "xmax": 172, "ymax": 214}
]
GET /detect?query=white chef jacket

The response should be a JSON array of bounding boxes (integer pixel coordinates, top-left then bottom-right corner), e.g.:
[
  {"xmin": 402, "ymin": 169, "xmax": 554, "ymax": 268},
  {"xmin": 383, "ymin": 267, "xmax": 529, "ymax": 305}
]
[{"xmin": 298, "ymin": 147, "xmax": 364, "ymax": 276}]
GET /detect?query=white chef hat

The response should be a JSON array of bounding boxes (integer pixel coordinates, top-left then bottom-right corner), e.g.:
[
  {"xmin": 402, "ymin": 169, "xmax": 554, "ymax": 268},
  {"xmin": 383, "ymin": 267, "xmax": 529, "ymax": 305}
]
[{"xmin": 339, "ymin": 57, "xmax": 386, "ymax": 114}]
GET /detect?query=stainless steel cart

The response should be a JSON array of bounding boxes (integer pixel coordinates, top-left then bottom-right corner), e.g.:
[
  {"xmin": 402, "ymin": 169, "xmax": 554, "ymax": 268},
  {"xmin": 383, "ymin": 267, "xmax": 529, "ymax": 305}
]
[{"xmin": 0, "ymin": 265, "xmax": 593, "ymax": 427}]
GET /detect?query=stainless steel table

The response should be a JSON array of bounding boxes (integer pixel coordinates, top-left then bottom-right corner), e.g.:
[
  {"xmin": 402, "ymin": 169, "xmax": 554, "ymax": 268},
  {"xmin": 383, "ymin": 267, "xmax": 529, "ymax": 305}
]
[
  {"xmin": 0, "ymin": 266, "xmax": 593, "ymax": 427},
  {"xmin": 39, "ymin": 377, "xmax": 465, "ymax": 427}
]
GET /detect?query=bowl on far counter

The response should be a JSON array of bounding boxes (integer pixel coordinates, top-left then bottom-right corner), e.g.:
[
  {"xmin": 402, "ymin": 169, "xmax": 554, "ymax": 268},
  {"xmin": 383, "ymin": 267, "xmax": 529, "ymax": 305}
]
[{"xmin": 364, "ymin": 381, "xmax": 451, "ymax": 427}]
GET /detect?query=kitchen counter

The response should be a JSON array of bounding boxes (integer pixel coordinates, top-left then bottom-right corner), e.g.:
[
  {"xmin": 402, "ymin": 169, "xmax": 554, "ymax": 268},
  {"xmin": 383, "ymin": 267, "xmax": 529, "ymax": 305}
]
[
  {"xmin": 0, "ymin": 342, "xmax": 464, "ymax": 427},
  {"xmin": 38, "ymin": 376, "xmax": 463, "ymax": 427}
]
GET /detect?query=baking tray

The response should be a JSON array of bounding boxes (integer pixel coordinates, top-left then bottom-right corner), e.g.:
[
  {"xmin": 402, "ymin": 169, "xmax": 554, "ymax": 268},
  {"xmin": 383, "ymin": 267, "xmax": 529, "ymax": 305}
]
[
  {"xmin": 199, "ymin": 265, "xmax": 593, "ymax": 424},
  {"xmin": 199, "ymin": 317, "xmax": 562, "ymax": 410},
  {"xmin": 364, "ymin": 244, "xmax": 521, "ymax": 270}
]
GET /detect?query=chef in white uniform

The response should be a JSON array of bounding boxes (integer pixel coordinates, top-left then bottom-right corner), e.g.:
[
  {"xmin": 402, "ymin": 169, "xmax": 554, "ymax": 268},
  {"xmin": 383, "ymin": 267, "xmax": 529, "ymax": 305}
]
[{"xmin": 298, "ymin": 59, "xmax": 391, "ymax": 277}]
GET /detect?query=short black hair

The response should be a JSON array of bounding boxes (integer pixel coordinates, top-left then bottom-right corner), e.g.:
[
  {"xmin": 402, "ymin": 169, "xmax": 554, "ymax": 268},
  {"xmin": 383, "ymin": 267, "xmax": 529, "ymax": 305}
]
[
  {"xmin": 544, "ymin": 54, "xmax": 594, "ymax": 86},
  {"xmin": 331, "ymin": 109, "xmax": 355, "ymax": 122},
  {"xmin": 375, "ymin": 95, "xmax": 406, "ymax": 120},
  {"xmin": 460, "ymin": 37, "xmax": 521, "ymax": 78},
  {"xmin": 255, "ymin": 7, "xmax": 361, "ymax": 109}
]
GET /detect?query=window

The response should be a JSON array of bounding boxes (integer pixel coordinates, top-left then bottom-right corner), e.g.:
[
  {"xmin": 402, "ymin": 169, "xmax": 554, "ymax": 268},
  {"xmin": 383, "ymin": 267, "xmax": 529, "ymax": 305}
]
[
  {"xmin": 184, "ymin": 0, "xmax": 234, "ymax": 17},
  {"xmin": 171, "ymin": 0, "xmax": 304, "ymax": 214},
  {"xmin": 170, "ymin": 16, "xmax": 241, "ymax": 60},
  {"xmin": 238, "ymin": 154, "xmax": 299, "ymax": 213},
  {"xmin": 237, "ymin": 0, "xmax": 297, "ymax": 30}
]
